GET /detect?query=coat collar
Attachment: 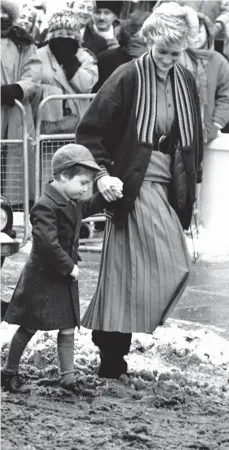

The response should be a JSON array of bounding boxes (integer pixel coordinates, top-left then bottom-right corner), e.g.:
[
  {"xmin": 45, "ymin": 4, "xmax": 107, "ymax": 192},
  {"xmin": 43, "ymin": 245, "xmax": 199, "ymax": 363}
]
[{"xmin": 43, "ymin": 183, "xmax": 79, "ymax": 226}]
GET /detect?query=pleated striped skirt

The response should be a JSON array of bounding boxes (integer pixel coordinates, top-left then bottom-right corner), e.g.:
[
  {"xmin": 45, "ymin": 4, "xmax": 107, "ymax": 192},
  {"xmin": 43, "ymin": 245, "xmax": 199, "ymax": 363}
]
[{"xmin": 82, "ymin": 151, "xmax": 190, "ymax": 333}]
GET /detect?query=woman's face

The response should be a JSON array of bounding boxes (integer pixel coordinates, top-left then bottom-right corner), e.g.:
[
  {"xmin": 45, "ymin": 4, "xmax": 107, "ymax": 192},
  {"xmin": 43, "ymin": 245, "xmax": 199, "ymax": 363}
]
[
  {"xmin": 73, "ymin": 0, "xmax": 94, "ymax": 27},
  {"xmin": 151, "ymin": 43, "xmax": 185, "ymax": 73},
  {"xmin": 17, "ymin": 7, "xmax": 35, "ymax": 33},
  {"xmin": 193, "ymin": 22, "xmax": 208, "ymax": 49}
]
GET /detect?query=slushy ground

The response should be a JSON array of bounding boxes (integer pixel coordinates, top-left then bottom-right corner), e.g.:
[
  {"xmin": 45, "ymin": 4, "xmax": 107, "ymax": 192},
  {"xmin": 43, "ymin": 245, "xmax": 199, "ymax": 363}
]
[{"xmin": 1, "ymin": 241, "xmax": 229, "ymax": 450}]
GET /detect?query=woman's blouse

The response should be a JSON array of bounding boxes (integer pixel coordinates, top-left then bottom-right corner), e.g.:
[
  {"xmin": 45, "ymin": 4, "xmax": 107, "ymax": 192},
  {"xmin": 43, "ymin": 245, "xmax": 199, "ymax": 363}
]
[{"xmin": 155, "ymin": 74, "xmax": 175, "ymax": 136}]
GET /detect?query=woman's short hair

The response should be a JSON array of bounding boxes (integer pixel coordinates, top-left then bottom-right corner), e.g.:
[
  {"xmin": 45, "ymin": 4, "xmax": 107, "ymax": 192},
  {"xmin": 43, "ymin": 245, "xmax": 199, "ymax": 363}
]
[{"xmin": 141, "ymin": 1, "xmax": 199, "ymax": 50}]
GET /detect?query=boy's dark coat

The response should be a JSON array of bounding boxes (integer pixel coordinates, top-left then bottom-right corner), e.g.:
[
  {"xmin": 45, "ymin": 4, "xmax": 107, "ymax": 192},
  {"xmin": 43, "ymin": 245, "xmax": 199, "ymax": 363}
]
[{"xmin": 5, "ymin": 183, "xmax": 105, "ymax": 330}]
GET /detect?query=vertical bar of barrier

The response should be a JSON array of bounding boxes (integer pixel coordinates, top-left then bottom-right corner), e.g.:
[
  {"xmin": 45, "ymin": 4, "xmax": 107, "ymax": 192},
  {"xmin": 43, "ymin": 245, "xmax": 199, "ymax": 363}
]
[
  {"xmin": 15, "ymin": 100, "xmax": 29, "ymax": 246},
  {"xmin": 35, "ymin": 93, "xmax": 95, "ymax": 201},
  {"xmin": 1, "ymin": 101, "xmax": 29, "ymax": 247}
]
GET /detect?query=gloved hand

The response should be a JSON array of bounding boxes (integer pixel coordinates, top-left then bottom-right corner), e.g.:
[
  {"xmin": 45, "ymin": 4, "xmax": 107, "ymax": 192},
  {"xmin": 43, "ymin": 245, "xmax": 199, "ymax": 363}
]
[
  {"xmin": 1, "ymin": 84, "xmax": 23, "ymax": 107},
  {"xmin": 63, "ymin": 55, "xmax": 81, "ymax": 80}
]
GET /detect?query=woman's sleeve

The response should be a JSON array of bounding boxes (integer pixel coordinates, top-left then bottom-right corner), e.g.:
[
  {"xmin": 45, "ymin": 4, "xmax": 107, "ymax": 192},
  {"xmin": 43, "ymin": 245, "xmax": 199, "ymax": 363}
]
[
  {"xmin": 76, "ymin": 68, "xmax": 125, "ymax": 172},
  {"xmin": 16, "ymin": 44, "xmax": 42, "ymax": 99},
  {"xmin": 212, "ymin": 53, "xmax": 229, "ymax": 127},
  {"xmin": 69, "ymin": 48, "xmax": 99, "ymax": 92}
]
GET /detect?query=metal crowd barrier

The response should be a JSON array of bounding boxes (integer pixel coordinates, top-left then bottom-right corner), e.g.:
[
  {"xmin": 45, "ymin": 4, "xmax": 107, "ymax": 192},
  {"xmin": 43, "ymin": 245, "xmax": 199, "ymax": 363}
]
[
  {"xmin": 0, "ymin": 100, "xmax": 30, "ymax": 247},
  {"xmin": 35, "ymin": 94, "xmax": 105, "ymax": 249}
]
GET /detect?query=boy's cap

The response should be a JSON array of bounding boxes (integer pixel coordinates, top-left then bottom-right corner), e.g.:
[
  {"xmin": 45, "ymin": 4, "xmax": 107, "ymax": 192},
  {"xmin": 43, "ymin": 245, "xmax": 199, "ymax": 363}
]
[{"xmin": 52, "ymin": 143, "xmax": 101, "ymax": 175}]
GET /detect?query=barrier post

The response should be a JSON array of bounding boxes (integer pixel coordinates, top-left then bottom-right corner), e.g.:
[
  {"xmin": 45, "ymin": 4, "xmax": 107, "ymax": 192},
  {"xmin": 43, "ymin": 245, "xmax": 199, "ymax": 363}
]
[{"xmin": 0, "ymin": 100, "xmax": 29, "ymax": 247}]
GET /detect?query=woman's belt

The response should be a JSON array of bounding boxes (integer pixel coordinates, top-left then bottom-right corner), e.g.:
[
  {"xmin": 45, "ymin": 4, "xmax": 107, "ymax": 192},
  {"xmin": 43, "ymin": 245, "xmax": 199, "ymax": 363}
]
[{"xmin": 153, "ymin": 134, "xmax": 178, "ymax": 155}]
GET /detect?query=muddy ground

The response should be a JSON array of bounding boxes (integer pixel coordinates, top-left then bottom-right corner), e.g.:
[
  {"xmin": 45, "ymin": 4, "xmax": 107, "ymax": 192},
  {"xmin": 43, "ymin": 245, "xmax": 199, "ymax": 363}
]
[{"xmin": 1, "ymin": 248, "xmax": 229, "ymax": 450}]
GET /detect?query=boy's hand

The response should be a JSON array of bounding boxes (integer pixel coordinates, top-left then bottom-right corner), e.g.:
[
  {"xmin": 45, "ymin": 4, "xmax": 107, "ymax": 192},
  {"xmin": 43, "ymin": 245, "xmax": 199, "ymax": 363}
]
[{"xmin": 70, "ymin": 264, "xmax": 79, "ymax": 281}]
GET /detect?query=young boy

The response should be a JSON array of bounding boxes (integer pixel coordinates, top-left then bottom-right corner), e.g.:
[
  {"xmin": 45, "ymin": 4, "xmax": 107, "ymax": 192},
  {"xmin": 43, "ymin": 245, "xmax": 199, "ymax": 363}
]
[{"xmin": 1, "ymin": 143, "xmax": 105, "ymax": 394}]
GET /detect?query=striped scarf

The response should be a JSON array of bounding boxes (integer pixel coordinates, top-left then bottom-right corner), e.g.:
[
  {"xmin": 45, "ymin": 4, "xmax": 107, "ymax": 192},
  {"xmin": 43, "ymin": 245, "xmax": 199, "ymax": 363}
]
[{"xmin": 135, "ymin": 52, "xmax": 194, "ymax": 148}]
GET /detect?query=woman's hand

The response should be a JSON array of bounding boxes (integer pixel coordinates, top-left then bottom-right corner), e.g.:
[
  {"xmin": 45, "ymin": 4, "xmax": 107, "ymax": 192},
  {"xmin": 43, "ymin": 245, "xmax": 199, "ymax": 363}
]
[{"xmin": 97, "ymin": 176, "xmax": 123, "ymax": 202}]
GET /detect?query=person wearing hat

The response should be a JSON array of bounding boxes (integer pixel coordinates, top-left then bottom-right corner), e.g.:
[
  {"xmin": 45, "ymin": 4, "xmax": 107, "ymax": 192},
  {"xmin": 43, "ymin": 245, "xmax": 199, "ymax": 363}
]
[
  {"xmin": 93, "ymin": 1, "xmax": 122, "ymax": 50},
  {"xmin": 1, "ymin": 143, "xmax": 111, "ymax": 394},
  {"xmin": 33, "ymin": 9, "xmax": 98, "ymax": 135}
]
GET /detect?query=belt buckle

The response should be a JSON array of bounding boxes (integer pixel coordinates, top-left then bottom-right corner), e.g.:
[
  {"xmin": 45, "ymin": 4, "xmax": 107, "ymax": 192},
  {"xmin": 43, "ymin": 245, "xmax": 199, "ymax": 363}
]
[{"xmin": 158, "ymin": 135, "xmax": 167, "ymax": 152}]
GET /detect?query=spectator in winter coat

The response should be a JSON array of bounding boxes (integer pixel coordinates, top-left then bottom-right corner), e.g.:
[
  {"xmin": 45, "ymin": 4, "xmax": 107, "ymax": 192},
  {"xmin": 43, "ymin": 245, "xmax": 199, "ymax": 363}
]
[
  {"xmin": 93, "ymin": 1, "xmax": 122, "ymax": 50},
  {"xmin": 179, "ymin": 12, "xmax": 229, "ymax": 143},
  {"xmin": 93, "ymin": 10, "xmax": 150, "ymax": 92},
  {"xmin": 34, "ymin": 9, "xmax": 98, "ymax": 135},
  {"xmin": 1, "ymin": 0, "xmax": 42, "ymax": 207},
  {"xmin": 155, "ymin": 0, "xmax": 229, "ymax": 59}
]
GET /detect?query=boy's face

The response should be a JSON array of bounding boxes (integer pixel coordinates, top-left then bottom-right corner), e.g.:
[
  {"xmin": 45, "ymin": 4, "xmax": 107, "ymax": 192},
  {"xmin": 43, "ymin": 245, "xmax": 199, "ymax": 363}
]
[{"xmin": 63, "ymin": 171, "xmax": 94, "ymax": 200}]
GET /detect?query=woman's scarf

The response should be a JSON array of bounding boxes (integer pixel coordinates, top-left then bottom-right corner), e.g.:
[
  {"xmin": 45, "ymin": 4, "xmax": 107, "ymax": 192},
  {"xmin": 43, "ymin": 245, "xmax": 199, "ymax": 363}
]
[{"xmin": 135, "ymin": 52, "xmax": 194, "ymax": 148}]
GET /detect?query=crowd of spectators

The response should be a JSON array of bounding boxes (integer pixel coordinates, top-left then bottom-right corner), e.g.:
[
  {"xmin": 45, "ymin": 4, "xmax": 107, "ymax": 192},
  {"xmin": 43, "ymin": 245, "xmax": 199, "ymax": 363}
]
[{"xmin": 1, "ymin": 0, "xmax": 229, "ymax": 207}]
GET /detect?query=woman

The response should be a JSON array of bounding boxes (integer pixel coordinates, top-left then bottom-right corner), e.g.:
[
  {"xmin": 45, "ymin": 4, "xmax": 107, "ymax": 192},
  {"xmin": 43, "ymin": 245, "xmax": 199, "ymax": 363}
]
[
  {"xmin": 35, "ymin": 9, "xmax": 98, "ymax": 135},
  {"xmin": 76, "ymin": 2, "xmax": 203, "ymax": 379},
  {"xmin": 179, "ymin": 12, "xmax": 229, "ymax": 143},
  {"xmin": 17, "ymin": 2, "xmax": 43, "ymax": 45},
  {"xmin": 1, "ymin": 0, "xmax": 42, "ymax": 207}
]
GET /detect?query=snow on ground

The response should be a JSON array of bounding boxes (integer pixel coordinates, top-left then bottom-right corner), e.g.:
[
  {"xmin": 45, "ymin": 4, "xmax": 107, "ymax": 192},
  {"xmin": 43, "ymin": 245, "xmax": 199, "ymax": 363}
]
[
  {"xmin": 1, "ymin": 319, "xmax": 229, "ymax": 450},
  {"xmin": 1, "ymin": 318, "xmax": 229, "ymax": 397}
]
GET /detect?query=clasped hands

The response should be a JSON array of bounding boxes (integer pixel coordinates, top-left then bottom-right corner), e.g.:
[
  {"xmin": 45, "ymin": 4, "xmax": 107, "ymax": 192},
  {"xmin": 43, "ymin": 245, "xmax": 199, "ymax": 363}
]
[{"xmin": 97, "ymin": 175, "xmax": 123, "ymax": 202}]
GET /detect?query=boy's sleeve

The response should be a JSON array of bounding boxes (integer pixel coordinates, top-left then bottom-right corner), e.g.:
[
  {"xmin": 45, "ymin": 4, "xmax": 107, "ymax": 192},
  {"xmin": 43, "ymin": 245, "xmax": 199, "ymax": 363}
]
[
  {"xmin": 82, "ymin": 192, "xmax": 107, "ymax": 218},
  {"xmin": 30, "ymin": 203, "xmax": 75, "ymax": 276}
]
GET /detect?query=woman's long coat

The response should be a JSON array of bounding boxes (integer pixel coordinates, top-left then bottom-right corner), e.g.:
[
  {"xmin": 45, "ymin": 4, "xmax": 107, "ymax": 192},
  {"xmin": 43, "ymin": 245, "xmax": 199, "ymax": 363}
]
[
  {"xmin": 1, "ymin": 38, "xmax": 42, "ymax": 141},
  {"xmin": 1, "ymin": 38, "xmax": 42, "ymax": 204},
  {"xmin": 5, "ymin": 183, "xmax": 105, "ymax": 330}
]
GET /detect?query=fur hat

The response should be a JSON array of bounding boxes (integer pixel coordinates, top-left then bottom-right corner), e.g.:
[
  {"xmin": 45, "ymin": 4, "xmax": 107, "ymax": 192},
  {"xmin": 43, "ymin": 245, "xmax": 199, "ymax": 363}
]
[
  {"xmin": 46, "ymin": 9, "xmax": 82, "ymax": 42},
  {"xmin": 1, "ymin": 0, "xmax": 20, "ymax": 23},
  {"xmin": 96, "ymin": 1, "xmax": 123, "ymax": 17}
]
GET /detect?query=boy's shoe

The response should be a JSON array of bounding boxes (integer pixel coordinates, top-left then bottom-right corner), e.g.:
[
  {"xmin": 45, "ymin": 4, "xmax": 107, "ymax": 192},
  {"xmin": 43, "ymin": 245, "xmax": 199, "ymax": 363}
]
[{"xmin": 1, "ymin": 370, "xmax": 30, "ymax": 394}]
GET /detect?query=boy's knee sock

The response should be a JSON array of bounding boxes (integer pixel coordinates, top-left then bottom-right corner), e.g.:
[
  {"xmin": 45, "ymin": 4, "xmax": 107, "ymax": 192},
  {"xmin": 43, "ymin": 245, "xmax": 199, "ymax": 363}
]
[
  {"xmin": 3, "ymin": 326, "xmax": 36, "ymax": 374},
  {"xmin": 57, "ymin": 332, "xmax": 75, "ymax": 383}
]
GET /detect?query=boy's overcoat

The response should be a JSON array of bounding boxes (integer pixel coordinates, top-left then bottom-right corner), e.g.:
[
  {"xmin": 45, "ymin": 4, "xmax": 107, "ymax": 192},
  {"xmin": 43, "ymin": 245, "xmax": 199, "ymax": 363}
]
[{"xmin": 5, "ymin": 183, "xmax": 104, "ymax": 330}]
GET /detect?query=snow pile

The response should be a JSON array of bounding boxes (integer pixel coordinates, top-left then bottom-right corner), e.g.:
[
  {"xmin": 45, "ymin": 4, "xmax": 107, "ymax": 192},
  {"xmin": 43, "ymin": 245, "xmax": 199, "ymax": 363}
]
[{"xmin": 1, "ymin": 320, "xmax": 229, "ymax": 403}]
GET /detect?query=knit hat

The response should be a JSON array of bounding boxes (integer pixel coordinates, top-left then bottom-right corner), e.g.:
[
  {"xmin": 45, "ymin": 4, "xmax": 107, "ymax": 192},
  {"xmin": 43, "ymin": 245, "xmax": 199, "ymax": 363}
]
[
  {"xmin": 1, "ymin": 0, "xmax": 20, "ymax": 23},
  {"xmin": 52, "ymin": 143, "xmax": 101, "ymax": 176},
  {"xmin": 46, "ymin": 9, "xmax": 82, "ymax": 42},
  {"xmin": 96, "ymin": 1, "xmax": 123, "ymax": 17}
]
